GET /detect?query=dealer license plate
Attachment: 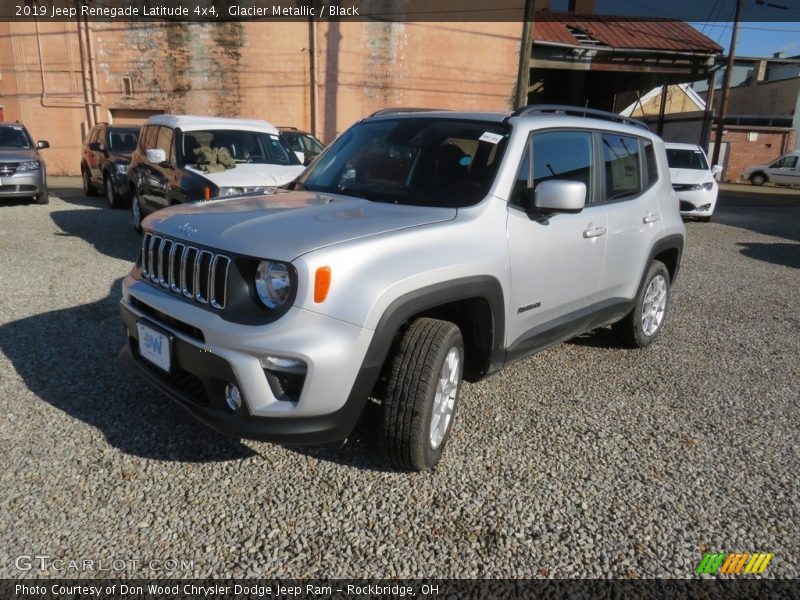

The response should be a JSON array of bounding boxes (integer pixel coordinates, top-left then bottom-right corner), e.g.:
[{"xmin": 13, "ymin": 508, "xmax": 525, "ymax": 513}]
[{"xmin": 136, "ymin": 322, "xmax": 171, "ymax": 372}]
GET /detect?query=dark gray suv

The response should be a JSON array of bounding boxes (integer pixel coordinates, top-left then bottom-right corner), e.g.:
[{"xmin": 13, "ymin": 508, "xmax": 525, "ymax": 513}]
[{"xmin": 0, "ymin": 122, "xmax": 50, "ymax": 205}]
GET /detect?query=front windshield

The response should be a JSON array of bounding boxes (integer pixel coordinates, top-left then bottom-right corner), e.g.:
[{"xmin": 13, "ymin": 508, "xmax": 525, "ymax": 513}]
[
  {"xmin": 107, "ymin": 128, "xmax": 139, "ymax": 152},
  {"xmin": 0, "ymin": 125, "xmax": 33, "ymax": 149},
  {"xmin": 666, "ymin": 148, "xmax": 709, "ymax": 171},
  {"xmin": 178, "ymin": 129, "xmax": 300, "ymax": 166},
  {"xmin": 295, "ymin": 118, "xmax": 511, "ymax": 207}
]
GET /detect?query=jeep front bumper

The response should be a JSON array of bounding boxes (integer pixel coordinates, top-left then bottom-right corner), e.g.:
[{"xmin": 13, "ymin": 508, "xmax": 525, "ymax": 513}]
[{"xmin": 118, "ymin": 276, "xmax": 380, "ymax": 444}]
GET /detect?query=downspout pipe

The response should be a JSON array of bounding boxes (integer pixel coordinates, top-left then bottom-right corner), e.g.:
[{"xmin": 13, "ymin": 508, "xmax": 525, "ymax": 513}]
[
  {"xmin": 309, "ymin": 18, "xmax": 319, "ymax": 139},
  {"xmin": 83, "ymin": 16, "xmax": 101, "ymax": 126},
  {"xmin": 35, "ymin": 19, "xmax": 96, "ymax": 116}
]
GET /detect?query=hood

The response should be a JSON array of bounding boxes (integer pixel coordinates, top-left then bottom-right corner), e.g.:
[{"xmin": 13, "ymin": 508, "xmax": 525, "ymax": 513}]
[
  {"xmin": 668, "ymin": 168, "xmax": 713, "ymax": 185},
  {"xmin": 0, "ymin": 148, "xmax": 39, "ymax": 163},
  {"xmin": 186, "ymin": 163, "xmax": 305, "ymax": 188},
  {"xmin": 741, "ymin": 163, "xmax": 768, "ymax": 174},
  {"xmin": 144, "ymin": 191, "xmax": 457, "ymax": 261}
]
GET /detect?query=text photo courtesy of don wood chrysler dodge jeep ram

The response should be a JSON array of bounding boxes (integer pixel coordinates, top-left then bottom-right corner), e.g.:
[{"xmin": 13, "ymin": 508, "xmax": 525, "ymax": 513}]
[{"xmin": 118, "ymin": 105, "xmax": 685, "ymax": 471}]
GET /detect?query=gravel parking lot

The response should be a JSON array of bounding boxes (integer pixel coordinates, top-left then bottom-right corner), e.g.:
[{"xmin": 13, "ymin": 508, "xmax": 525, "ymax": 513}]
[{"xmin": 1, "ymin": 181, "xmax": 798, "ymax": 579}]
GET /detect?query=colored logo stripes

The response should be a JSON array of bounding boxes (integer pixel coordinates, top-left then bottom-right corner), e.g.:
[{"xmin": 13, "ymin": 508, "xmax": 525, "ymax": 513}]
[{"xmin": 696, "ymin": 552, "xmax": 773, "ymax": 575}]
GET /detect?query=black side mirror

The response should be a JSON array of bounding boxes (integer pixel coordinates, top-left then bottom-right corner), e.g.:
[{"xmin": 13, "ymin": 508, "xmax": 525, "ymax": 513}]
[
  {"xmin": 37, "ymin": 140, "xmax": 50, "ymax": 150},
  {"xmin": 89, "ymin": 141, "xmax": 103, "ymax": 152}
]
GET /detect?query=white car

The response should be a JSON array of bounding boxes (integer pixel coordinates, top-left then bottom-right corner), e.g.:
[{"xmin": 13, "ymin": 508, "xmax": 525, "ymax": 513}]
[
  {"xmin": 741, "ymin": 150, "xmax": 800, "ymax": 187},
  {"xmin": 665, "ymin": 143, "xmax": 720, "ymax": 222}
]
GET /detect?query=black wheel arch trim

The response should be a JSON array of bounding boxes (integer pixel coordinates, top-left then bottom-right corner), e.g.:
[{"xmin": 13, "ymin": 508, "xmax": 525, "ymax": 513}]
[
  {"xmin": 336, "ymin": 276, "xmax": 506, "ymax": 437},
  {"xmin": 364, "ymin": 275, "xmax": 506, "ymax": 375},
  {"xmin": 645, "ymin": 233, "xmax": 684, "ymax": 286}
]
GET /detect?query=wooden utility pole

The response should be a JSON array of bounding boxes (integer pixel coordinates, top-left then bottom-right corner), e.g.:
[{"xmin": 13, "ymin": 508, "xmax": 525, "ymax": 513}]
[
  {"xmin": 515, "ymin": 0, "xmax": 535, "ymax": 109},
  {"xmin": 711, "ymin": 0, "xmax": 745, "ymax": 169}
]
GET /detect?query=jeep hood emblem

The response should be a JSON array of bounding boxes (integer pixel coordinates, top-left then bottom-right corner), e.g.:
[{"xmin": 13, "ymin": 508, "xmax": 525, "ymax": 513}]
[{"xmin": 176, "ymin": 222, "xmax": 198, "ymax": 237}]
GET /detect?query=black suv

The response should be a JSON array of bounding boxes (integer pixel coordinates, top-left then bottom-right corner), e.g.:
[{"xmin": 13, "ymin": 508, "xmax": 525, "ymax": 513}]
[
  {"xmin": 81, "ymin": 123, "xmax": 140, "ymax": 208},
  {"xmin": 278, "ymin": 127, "xmax": 325, "ymax": 165}
]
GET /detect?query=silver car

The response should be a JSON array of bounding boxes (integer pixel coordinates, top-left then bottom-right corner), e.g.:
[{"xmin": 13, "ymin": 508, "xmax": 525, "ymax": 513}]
[
  {"xmin": 118, "ymin": 106, "xmax": 685, "ymax": 470},
  {"xmin": 0, "ymin": 122, "xmax": 50, "ymax": 204},
  {"xmin": 741, "ymin": 150, "xmax": 800, "ymax": 187}
]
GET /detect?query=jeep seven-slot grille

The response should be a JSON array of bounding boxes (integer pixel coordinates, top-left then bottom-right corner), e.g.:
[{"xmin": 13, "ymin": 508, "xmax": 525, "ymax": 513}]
[{"xmin": 141, "ymin": 233, "xmax": 231, "ymax": 309}]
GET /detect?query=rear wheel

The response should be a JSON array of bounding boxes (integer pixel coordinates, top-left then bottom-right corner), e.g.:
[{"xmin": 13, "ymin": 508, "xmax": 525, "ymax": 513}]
[
  {"xmin": 750, "ymin": 173, "xmax": 766, "ymax": 186},
  {"xmin": 381, "ymin": 318, "xmax": 464, "ymax": 471},
  {"xmin": 82, "ymin": 166, "xmax": 97, "ymax": 196},
  {"xmin": 613, "ymin": 260, "xmax": 671, "ymax": 348},
  {"xmin": 131, "ymin": 189, "xmax": 143, "ymax": 234}
]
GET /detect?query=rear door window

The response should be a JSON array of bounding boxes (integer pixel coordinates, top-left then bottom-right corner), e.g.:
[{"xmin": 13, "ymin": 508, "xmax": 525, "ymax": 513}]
[{"xmin": 601, "ymin": 133, "xmax": 642, "ymax": 201}]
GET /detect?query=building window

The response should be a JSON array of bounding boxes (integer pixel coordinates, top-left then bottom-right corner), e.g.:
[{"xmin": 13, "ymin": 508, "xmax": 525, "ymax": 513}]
[
  {"xmin": 121, "ymin": 76, "xmax": 134, "ymax": 97},
  {"xmin": 747, "ymin": 132, "xmax": 759, "ymax": 142}
]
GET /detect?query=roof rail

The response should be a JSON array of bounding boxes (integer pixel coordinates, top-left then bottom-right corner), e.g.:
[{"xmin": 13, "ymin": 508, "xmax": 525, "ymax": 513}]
[
  {"xmin": 509, "ymin": 104, "xmax": 650, "ymax": 131},
  {"xmin": 369, "ymin": 107, "xmax": 447, "ymax": 117}
]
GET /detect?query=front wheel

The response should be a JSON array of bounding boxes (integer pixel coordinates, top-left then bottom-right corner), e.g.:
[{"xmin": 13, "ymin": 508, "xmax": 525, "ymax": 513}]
[
  {"xmin": 105, "ymin": 175, "xmax": 122, "ymax": 209},
  {"xmin": 131, "ymin": 190, "xmax": 143, "ymax": 234},
  {"xmin": 750, "ymin": 173, "xmax": 766, "ymax": 186},
  {"xmin": 82, "ymin": 167, "xmax": 97, "ymax": 196},
  {"xmin": 613, "ymin": 260, "xmax": 671, "ymax": 348},
  {"xmin": 36, "ymin": 186, "xmax": 49, "ymax": 205},
  {"xmin": 381, "ymin": 318, "xmax": 464, "ymax": 471}
]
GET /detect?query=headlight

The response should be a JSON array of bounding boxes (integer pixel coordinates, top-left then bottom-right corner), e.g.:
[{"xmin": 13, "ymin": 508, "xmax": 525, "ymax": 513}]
[
  {"xmin": 16, "ymin": 160, "xmax": 40, "ymax": 171},
  {"xmin": 218, "ymin": 187, "xmax": 243, "ymax": 197},
  {"xmin": 115, "ymin": 163, "xmax": 128, "ymax": 174},
  {"xmin": 255, "ymin": 261, "xmax": 292, "ymax": 309},
  {"xmin": 702, "ymin": 181, "xmax": 714, "ymax": 191}
]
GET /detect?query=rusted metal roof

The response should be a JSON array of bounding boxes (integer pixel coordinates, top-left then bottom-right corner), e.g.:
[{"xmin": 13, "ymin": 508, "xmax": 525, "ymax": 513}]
[{"xmin": 533, "ymin": 11, "xmax": 723, "ymax": 54}]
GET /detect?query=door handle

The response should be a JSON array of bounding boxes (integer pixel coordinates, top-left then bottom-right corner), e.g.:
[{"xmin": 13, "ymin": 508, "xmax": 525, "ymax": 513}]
[
  {"xmin": 583, "ymin": 226, "xmax": 606, "ymax": 238},
  {"xmin": 643, "ymin": 213, "xmax": 660, "ymax": 224}
]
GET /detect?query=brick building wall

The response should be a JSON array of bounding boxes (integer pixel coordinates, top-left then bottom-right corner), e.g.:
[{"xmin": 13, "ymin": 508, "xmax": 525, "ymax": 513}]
[
  {"xmin": 0, "ymin": 21, "xmax": 523, "ymax": 175},
  {"xmin": 712, "ymin": 127, "xmax": 797, "ymax": 182}
]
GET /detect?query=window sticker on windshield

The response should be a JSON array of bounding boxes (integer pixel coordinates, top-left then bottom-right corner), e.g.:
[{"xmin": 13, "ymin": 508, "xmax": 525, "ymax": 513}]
[{"xmin": 479, "ymin": 131, "xmax": 503, "ymax": 145}]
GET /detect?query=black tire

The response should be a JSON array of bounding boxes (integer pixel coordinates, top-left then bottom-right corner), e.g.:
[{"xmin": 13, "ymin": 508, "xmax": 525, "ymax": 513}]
[
  {"xmin": 612, "ymin": 260, "xmax": 671, "ymax": 349},
  {"xmin": 36, "ymin": 187, "xmax": 49, "ymax": 205},
  {"xmin": 82, "ymin": 166, "xmax": 97, "ymax": 196},
  {"xmin": 381, "ymin": 318, "xmax": 464, "ymax": 471},
  {"xmin": 131, "ymin": 189, "xmax": 143, "ymax": 234},
  {"xmin": 104, "ymin": 174, "xmax": 121, "ymax": 209},
  {"xmin": 750, "ymin": 173, "xmax": 767, "ymax": 186}
]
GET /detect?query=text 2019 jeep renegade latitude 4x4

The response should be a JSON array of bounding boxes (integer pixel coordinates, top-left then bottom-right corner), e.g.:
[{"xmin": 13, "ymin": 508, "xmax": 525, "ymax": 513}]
[{"xmin": 119, "ymin": 106, "xmax": 685, "ymax": 471}]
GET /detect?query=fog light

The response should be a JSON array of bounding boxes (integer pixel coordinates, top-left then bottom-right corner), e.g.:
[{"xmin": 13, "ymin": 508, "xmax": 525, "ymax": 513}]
[
  {"xmin": 260, "ymin": 355, "xmax": 306, "ymax": 373},
  {"xmin": 225, "ymin": 384, "xmax": 242, "ymax": 412},
  {"xmin": 697, "ymin": 203, "xmax": 712, "ymax": 212}
]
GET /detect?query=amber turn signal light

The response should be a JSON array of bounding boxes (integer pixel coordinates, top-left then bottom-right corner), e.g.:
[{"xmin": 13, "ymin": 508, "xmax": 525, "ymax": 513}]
[{"xmin": 314, "ymin": 267, "xmax": 331, "ymax": 303}]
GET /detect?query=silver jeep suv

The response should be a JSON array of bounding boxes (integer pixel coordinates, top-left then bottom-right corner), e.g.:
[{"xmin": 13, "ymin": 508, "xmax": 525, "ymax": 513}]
[{"xmin": 119, "ymin": 105, "xmax": 685, "ymax": 470}]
